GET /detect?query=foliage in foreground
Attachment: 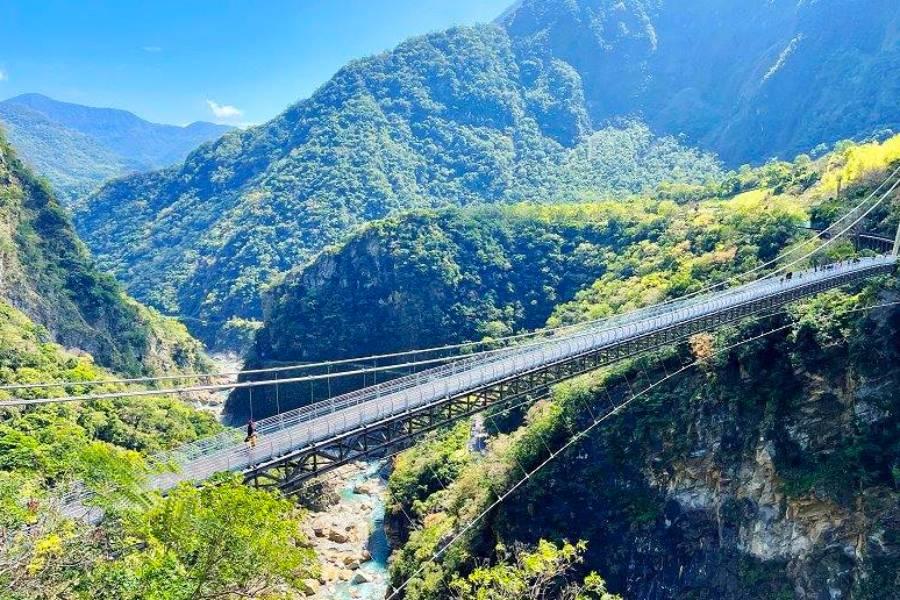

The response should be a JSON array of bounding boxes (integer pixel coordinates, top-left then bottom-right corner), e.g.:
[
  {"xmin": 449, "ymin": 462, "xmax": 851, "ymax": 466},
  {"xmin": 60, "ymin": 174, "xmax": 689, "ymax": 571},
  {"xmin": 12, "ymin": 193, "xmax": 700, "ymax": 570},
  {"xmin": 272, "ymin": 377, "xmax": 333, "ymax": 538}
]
[
  {"xmin": 1, "ymin": 477, "xmax": 316, "ymax": 600},
  {"xmin": 450, "ymin": 540, "xmax": 621, "ymax": 600},
  {"xmin": 87, "ymin": 478, "xmax": 317, "ymax": 600},
  {"xmin": 0, "ymin": 290, "xmax": 316, "ymax": 598}
]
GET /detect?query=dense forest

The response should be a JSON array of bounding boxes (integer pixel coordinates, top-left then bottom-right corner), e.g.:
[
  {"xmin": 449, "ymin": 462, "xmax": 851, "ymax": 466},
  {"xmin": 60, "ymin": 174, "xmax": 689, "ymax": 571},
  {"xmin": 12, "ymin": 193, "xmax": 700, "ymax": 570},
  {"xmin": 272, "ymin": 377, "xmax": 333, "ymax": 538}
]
[
  {"xmin": 0, "ymin": 131, "xmax": 208, "ymax": 377},
  {"xmin": 379, "ymin": 137, "xmax": 900, "ymax": 599},
  {"xmin": 3, "ymin": 1, "xmax": 900, "ymax": 598},
  {"xmin": 229, "ymin": 134, "xmax": 838, "ymax": 420},
  {"xmin": 501, "ymin": 0, "xmax": 900, "ymax": 163}
]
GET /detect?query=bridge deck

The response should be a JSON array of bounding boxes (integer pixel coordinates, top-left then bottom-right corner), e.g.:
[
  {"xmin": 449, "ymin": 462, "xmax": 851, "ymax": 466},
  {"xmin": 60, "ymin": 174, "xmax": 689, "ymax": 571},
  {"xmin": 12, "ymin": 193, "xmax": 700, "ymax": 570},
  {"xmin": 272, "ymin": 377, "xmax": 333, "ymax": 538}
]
[{"xmin": 153, "ymin": 255, "xmax": 896, "ymax": 491}]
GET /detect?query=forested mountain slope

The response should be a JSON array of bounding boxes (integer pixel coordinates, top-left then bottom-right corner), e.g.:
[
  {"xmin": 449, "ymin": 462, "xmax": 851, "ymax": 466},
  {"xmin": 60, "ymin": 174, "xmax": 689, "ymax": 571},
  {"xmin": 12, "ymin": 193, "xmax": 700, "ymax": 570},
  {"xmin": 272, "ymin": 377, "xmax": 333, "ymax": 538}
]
[
  {"xmin": 0, "ymin": 131, "xmax": 207, "ymax": 376},
  {"xmin": 501, "ymin": 0, "xmax": 900, "ymax": 164},
  {"xmin": 0, "ymin": 94, "xmax": 231, "ymax": 205},
  {"xmin": 77, "ymin": 25, "xmax": 719, "ymax": 349},
  {"xmin": 75, "ymin": 0, "xmax": 900, "ymax": 351},
  {"xmin": 380, "ymin": 138, "xmax": 900, "ymax": 600}
]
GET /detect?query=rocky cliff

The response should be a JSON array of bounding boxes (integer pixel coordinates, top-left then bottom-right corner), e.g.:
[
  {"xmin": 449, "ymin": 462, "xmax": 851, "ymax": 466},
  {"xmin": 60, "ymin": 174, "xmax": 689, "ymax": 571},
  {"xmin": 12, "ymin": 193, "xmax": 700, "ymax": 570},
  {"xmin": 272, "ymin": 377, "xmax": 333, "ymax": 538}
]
[{"xmin": 386, "ymin": 286, "xmax": 900, "ymax": 599}]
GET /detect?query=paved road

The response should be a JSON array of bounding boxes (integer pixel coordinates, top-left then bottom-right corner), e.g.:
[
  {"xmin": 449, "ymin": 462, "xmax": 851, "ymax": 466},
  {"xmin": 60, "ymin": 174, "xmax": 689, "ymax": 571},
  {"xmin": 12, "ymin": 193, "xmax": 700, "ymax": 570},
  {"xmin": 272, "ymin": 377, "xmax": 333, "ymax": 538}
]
[{"xmin": 153, "ymin": 255, "xmax": 896, "ymax": 490}]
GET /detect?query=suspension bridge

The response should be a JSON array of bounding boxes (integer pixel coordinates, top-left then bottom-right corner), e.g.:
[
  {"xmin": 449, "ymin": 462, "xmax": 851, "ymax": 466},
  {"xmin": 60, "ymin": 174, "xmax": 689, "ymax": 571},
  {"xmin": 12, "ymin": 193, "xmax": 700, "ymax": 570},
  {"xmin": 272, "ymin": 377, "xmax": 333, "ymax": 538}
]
[
  {"xmin": 151, "ymin": 254, "xmax": 896, "ymax": 493},
  {"xmin": 6, "ymin": 165, "xmax": 900, "ymax": 504}
]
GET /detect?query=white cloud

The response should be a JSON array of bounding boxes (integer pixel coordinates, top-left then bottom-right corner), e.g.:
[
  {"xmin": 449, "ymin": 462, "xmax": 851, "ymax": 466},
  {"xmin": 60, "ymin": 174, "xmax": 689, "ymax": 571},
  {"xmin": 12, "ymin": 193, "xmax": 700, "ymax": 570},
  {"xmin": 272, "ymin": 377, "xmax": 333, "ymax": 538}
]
[
  {"xmin": 142, "ymin": 46, "xmax": 163, "ymax": 53},
  {"xmin": 206, "ymin": 99, "xmax": 243, "ymax": 120},
  {"xmin": 0, "ymin": 69, "xmax": 7, "ymax": 82}
]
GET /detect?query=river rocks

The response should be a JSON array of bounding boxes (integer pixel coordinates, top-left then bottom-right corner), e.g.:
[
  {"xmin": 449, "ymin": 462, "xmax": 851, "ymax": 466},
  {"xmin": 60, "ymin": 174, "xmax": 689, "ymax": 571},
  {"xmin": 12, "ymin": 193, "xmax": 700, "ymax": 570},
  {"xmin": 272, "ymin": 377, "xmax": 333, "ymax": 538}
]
[
  {"xmin": 327, "ymin": 528, "xmax": 350, "ymax": 543},
  {"xmin": 301, "ymin": 462, "xmax": 390, "ymax": 599},
  {"xmin": 351, "ymin": 572, "xmax": 370, "ymax": 585},
  {"xmin": 301, "ymin": 579, "xmax": 321, "ymax": 596}
]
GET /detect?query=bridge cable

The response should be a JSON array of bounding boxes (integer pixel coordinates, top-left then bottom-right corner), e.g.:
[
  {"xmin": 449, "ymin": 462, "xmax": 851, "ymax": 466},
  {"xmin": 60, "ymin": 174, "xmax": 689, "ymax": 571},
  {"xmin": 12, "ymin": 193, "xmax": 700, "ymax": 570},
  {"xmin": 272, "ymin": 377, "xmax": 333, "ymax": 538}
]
[
  {"xmin": 6, "ymin": 165, "xmax": 899, "ymax": 394},
  {"xmin": 384, "ymin": 299, "xmax": 900, "ymax": 599},
  {"xmin": 2, "ymin": 245, "xmax": 894, "ymax": 408},
  {"xmin": 4, "ymin": 168, "xmax": 899, "ymax": 405}
]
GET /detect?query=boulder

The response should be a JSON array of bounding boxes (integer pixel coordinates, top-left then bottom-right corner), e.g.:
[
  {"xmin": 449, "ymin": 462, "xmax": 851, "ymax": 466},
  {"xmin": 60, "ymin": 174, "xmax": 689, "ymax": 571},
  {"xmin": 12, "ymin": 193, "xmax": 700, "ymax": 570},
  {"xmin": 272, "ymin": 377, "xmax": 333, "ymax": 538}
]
[
  {"xmin": 327, "ymin": 528, "xmax": 349, "ymax": 543},
  {"xmin": 351, "ymin": 572, "xmax": 370, "ymax": 585}
]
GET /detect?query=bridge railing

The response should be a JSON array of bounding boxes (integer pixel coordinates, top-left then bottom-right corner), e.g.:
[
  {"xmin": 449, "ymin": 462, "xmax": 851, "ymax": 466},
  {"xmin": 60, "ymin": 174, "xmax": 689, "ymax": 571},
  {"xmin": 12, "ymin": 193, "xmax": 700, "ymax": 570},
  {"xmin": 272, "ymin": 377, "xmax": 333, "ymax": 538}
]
[
  {"xmin": 160, "ymin": 268, "xmax": 780, "ymax": 472},
  {"xmin": 160, "ymin": 276, "xmax": 739, "ymax": 468},
  {"xmin": 156, "ymin": 255, "xmax": 897, "ymax": 487}
]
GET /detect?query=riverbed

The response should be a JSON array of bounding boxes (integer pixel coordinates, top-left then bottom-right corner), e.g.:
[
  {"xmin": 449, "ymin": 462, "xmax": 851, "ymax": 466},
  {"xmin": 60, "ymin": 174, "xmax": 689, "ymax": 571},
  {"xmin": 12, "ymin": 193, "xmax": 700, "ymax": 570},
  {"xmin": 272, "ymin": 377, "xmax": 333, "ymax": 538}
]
[{"xmin": 303, "ymin": 462, "xmax": 391, "ymax": 599}]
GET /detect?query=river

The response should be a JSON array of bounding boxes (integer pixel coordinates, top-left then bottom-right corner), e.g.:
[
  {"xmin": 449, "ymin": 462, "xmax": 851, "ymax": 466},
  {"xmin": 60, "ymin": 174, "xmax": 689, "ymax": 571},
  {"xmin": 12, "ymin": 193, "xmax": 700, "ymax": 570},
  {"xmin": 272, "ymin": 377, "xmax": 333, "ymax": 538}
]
[{"xmin": 305, "ymin": 461, "xmax": 392, "ymax": 599}]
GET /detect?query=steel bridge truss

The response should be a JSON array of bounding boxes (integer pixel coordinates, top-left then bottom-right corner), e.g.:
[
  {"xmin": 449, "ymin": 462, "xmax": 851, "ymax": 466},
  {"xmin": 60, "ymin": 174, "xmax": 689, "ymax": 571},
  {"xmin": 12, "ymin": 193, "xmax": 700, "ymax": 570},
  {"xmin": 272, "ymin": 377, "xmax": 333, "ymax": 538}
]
[{"xmin": 245, "ymin": 263, "xmax": 895, "ymax": 493}]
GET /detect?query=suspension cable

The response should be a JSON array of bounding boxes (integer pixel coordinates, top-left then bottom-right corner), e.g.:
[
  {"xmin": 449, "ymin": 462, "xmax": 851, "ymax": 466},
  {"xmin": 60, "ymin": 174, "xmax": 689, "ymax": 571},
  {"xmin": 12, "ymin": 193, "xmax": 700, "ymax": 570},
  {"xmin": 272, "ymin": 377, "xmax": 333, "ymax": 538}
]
[
  {"xmin": 384, "ymin": 299, "xmax": 900, "ymax": 599},
  {"xmin": 3, "ymin": 166, "xmax": 898, "ymax": 401}
]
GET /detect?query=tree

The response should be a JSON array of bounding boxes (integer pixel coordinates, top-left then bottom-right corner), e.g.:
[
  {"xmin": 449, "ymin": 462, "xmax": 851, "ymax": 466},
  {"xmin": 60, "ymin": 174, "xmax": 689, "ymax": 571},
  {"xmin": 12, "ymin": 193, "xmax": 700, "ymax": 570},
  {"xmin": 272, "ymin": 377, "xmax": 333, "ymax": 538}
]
[
  {"xmin": 89, "ymin": 476, "xmax": 317, "ymax": 600},
  {"xmin": 449, "ymin": 540, "xmax": 621, "ymax": 600}
]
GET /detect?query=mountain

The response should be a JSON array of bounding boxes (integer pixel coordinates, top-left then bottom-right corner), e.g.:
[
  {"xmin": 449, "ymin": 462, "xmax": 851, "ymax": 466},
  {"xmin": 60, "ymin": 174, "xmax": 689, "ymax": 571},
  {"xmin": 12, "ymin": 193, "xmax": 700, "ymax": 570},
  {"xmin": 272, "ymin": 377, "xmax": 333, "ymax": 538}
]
[
  {"xmin": 0, "ymin": 129, "xmax": 208, "ymax": 376},
  {"xmin": 75, "ymin": 25, "xmax": 720, "ymax": 349},
  {"xmin": 380, "ymin": 139, "xmax": 900, "ymax": 600},
  {"xmin": 74, "ymin": 0, "xmax": 900, "ymax": 350},
  {"xmin": 0, "ymin": 93, "xmax": 232, "ymax": 205},
  {"xmin": 500, "ymin": 0, "xmax": 900, "ymax": 164}
]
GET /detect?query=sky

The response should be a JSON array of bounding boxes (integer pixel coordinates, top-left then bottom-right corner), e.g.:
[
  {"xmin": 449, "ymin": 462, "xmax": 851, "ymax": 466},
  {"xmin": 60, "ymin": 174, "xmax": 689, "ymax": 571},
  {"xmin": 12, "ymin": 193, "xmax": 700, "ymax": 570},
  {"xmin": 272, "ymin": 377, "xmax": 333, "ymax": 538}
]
[{"xmin": 0, "ymin": 0, "xmax": 513, "ymax": 127}]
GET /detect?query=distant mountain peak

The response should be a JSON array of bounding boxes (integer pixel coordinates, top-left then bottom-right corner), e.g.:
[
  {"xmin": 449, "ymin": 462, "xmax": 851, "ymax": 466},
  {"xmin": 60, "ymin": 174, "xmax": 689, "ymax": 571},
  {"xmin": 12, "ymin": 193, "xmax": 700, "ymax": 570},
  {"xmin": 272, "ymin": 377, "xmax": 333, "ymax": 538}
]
[{"xmin": 0, "ymin": 93, "xmax": 233, "ymax": 204}]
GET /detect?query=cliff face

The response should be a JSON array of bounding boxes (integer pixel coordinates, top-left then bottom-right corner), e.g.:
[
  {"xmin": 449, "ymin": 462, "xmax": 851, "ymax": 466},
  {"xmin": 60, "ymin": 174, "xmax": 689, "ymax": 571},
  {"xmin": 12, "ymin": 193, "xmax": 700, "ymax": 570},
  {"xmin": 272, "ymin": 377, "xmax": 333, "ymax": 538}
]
[
  {"xmin": 384, "ymin": 285, "xmax": 900, "ymax": 599},
  {"xmin": 0, "ymin": 130, "xmax": 208, "ymax": 376},
  {"xmin": 489, "ymin": 293, "xmax": 900, "ymax": 599}
]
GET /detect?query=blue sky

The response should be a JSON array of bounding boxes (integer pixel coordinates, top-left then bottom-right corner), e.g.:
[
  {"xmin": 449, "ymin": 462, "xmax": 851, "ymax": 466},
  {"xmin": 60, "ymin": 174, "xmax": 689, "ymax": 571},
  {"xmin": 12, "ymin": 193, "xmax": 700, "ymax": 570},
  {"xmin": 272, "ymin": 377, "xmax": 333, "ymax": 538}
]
[{"xmin": 0, "ymin": 0, "xmax": 512, "ymax": 126}]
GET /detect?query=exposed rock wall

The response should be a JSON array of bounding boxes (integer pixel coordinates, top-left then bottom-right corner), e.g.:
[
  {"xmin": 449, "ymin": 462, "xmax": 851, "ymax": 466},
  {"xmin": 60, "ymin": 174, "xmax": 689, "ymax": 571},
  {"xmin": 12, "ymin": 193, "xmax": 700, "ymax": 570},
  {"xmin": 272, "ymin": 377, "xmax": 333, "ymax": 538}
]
[{"xmin": 491, "ymin": 302, "xmax": 900, "ymax": 599}]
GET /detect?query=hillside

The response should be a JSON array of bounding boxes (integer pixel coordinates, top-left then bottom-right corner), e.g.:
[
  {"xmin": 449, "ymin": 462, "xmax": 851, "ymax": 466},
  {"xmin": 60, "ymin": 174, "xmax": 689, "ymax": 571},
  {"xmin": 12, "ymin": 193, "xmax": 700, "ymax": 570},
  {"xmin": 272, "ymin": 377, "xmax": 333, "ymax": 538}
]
[
  {"xmin": 76, "ymin": 24, "xmax": 720, "ymax": 349},
  {"xmin": 501, "ymin": 0, "xmax": 900, "ymax": 164},
  {"xmin": 0, "ymin": 130, "xmax": 208, "ymax": 376},
  {"xmin": 379, "ymin": 140, "xmax": 900, "ymax": 599},
  {"xmin": 0, "ymin": 94, "xmax": 231, "ymax": 205},
  {"xmin": 74, "ymin": 1, "xmax": 900, "ymax": 351}
]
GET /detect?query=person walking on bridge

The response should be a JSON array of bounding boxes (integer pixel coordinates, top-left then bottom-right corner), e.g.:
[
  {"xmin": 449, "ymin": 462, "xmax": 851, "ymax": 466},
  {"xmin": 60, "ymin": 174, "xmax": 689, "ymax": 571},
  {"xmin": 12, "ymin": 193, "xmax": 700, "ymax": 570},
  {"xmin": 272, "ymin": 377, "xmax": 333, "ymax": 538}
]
[{"xmin": 245, "ymin": 419, "xmax": 258, "ymax": 449}]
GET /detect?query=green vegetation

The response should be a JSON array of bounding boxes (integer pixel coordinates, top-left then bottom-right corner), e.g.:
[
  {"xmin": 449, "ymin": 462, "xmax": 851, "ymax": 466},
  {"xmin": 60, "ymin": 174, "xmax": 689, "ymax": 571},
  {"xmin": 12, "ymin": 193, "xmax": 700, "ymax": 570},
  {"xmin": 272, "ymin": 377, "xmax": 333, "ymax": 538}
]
[
  {"xmin": 0, "ymin": 104, "xmax": 130, "ymax": 206},
  {"xmin": 252, "ymin": 202, "xmax": 671, "ymax": 363},
  {"xmin": 87, "ymin": 478, "xmax": 316, "ymax": 600},
  {"xmin": 503, "ymin": 0, "xmax": 900, "ymax": 164},
  {"xmin": 449, "ymin": 540, "xmax": 621, "ymax": 600},
  {"xmin": 234, "ymin": 141, "xmax": 830, "ymax": 420},
  {"xmin": 0, "ymin": 129, "xmax": 209, "ymax": 377},
  {"xmin": 75, "ymin": 0, "xmax": 900, "ymax": 350},
  {"xmin": 0, "ymin": 94, "xmax": 231, "ymax": 206},
  {"xmin": 0, "ymin": 286, "xmax": 317, "ymax": 599},
  {"xmin": 76, "ymin": 23, "xmax": 721, "ymax": 349}
]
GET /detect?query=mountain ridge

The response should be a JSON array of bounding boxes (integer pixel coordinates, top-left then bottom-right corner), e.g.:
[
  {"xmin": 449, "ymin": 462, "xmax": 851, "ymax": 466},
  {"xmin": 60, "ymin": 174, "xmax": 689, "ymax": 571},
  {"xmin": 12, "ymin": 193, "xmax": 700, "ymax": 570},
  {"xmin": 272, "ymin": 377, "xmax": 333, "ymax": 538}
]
[
  {"xmin": 74, "ymin": 0, "xmax": 900, "ymax": 349},
  {"xmin": 75, "ymin": 24, "xmax": 721, "ymax": 349},
  {"xmin": 0, "ymin": 93, "xmax": 233, "ymax": 205}
]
